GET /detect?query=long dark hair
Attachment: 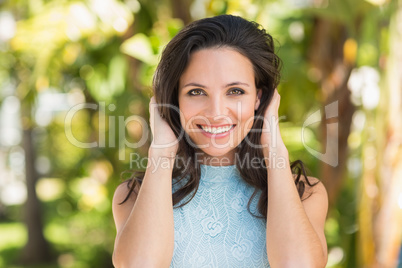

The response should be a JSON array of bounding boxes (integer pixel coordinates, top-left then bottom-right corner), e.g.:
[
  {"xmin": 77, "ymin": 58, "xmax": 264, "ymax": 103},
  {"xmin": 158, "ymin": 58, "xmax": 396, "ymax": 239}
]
[{"xmin": 121, "ymin": 15, "xmax": 318, "ymax": 219}]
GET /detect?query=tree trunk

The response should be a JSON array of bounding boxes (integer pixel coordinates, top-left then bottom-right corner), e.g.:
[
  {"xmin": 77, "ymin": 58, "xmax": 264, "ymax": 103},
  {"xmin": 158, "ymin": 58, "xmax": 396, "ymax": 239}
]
[
  {"xmin": 20, "ymin": 126, "xmax": 52, "ymax": 264},
  {"xmin": 308, "ymin": 18, "xmax": 356, "ymax": 209},
  {"xmin": 170, "ymin": 0, "xmax": 193, "ymax": 24}
]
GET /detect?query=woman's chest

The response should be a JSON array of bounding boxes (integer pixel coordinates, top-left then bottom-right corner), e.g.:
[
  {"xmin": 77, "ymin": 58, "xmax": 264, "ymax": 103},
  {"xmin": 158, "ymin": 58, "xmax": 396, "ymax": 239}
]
[{"xmin": 171, "ymin": 182, "xmax": 270, "ymax": 267}]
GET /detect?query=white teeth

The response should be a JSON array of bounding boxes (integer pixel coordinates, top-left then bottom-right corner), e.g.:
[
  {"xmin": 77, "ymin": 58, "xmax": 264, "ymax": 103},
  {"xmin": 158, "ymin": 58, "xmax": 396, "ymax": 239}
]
[{"xmin": 200, "ymin": 125, "xmax": 233, "ymax": 134}]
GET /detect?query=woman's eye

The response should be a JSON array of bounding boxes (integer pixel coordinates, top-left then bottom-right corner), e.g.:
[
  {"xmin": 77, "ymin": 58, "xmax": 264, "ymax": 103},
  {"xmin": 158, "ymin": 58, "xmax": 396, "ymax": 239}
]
[
  {"xmin": 228, "ymin": 88, "xmax": 245, "ymax": 95},
  {"xmin": 188, "ymin": 89, "xmax": 204, "ymax": 96}
]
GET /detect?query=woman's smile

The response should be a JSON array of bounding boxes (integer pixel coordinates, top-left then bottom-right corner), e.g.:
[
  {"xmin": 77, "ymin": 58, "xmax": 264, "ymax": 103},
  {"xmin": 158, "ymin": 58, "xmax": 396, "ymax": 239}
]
[{"xmin": 197, "ymin": 124, "xmax": 236, "ymax": 137}]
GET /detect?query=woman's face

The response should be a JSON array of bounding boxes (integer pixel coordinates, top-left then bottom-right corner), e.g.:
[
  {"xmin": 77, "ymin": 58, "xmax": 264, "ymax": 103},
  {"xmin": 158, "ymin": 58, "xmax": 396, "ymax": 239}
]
[{"xmin": 178, "ymin": 48, "xmax": 261, "ymax": 164}]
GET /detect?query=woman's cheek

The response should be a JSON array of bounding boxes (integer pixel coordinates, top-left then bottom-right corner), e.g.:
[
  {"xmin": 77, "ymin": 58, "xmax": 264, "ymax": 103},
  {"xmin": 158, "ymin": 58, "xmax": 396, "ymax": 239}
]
[
  {"xmin": 179, "ymin": 102, "xmax": 194, "ymax": 127},
  {"xmin": 239, "ymin": 103, "xmax": 256, "ymax": 131}
]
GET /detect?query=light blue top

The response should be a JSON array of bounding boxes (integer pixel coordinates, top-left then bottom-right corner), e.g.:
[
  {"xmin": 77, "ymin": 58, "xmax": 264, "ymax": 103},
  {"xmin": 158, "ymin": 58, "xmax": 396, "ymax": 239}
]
[{"xmin": 170, "ymin": 164, "xmax": 270, "ymax": 267}]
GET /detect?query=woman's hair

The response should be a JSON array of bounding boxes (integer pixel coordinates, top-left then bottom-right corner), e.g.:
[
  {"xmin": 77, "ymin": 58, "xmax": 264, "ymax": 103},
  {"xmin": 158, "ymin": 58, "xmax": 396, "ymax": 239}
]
[{"xmin": 121, "ymin": 14, "xmax": 318, "ymax": 218}]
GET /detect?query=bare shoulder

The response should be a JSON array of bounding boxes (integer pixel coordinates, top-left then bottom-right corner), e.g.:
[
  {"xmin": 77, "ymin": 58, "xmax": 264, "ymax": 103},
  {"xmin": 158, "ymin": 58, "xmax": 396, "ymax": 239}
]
[
  {"xmin": 112, "ymin": 180, "xmax": 139, "ymax": 233},
  {"xmin": 302, "ymin": 176, "xmax": 328, "ymax": 203},
  {"xmin": 113, "ymin": 180, "xmax": 137, "ymax": 205},
  {"xmin": 293, "ymin": 174, "xmax": 328, "ymax": 223},
  {"xmin": 292, "ymin": 174, "xmax": 327, "ymax": 201}
]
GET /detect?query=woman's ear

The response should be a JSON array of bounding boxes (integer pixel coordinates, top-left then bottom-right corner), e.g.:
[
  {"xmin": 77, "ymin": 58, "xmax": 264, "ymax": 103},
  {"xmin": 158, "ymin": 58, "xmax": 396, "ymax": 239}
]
[{"xmin": 255, "ymin": 89, "xmax": 262, "ymax": 110}]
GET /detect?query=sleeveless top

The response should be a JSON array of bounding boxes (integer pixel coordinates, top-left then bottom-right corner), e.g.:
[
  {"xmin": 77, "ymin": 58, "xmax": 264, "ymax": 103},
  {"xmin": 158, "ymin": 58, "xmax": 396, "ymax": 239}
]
[{"xmin": 170, "ymin": 164, "xmax": 270, "ymax": 267}]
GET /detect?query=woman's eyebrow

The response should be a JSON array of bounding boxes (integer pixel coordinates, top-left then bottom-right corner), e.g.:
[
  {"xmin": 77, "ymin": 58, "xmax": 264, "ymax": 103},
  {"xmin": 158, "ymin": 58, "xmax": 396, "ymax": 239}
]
[
  {"xmin": 182, "ymin": 82, "xmax": 206, "ymax": 89},
  {"xmin": 225, "ymin": 82, "xmax": 250, "ymax": 88},
  {"xmin": 181, "ymin": 81, "xmax": 250, "ymax": 89}
]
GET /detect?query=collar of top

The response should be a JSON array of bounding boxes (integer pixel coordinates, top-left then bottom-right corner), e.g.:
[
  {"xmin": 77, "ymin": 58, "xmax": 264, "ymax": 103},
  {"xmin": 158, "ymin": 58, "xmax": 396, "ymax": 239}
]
[{"xmin": 200, "ymin": 164, "xmax": 240, "ymax": 183}]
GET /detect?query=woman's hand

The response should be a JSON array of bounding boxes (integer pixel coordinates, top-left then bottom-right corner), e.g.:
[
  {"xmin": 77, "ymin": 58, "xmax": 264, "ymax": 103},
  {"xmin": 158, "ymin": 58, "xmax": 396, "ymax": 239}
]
[
  {"xmin": 149, "ymin": 96, "xmax": 179, "ymax": 157},
  {"xmin": 260, "ymin": 89, "xmax": 287, "ymax": 159}
]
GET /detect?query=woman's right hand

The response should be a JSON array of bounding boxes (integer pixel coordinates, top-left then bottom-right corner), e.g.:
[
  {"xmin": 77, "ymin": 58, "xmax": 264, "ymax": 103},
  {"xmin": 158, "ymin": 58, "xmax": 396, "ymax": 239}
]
[{"xmin": 149, "ymin": 96, "xmax": 179, "ymax": 157}]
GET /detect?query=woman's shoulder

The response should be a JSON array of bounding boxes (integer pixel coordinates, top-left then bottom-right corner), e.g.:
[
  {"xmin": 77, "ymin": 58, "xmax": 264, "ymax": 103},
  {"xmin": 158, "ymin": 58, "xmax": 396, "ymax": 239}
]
[
  {"xmin": 295, "ymin": 175, "xmax": 328, "ymax": 217},
  {"xmin": 112, "ymin": 180, "xmax": 139, "ymax": 232},
  {"xmin": 113, "ymin": 180, "xmax": 138, "ymax": 206},
  {"xmin": 292, "ymin": 174, "xmax": 327, "ymax": 198},
  {"xmin": 112, "ymin": 181, "xmax": 138, "ymax": 215},
  {"xmin": 304, "ymin": 176, "xmax": 327, "ymax": 198}
]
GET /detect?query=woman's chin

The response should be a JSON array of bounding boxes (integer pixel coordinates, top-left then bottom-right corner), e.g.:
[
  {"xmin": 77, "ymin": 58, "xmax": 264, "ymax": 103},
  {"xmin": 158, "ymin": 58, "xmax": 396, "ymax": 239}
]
[{"xmin": 196, "ymin": 147, "xmax": 236, "ymax": 161}]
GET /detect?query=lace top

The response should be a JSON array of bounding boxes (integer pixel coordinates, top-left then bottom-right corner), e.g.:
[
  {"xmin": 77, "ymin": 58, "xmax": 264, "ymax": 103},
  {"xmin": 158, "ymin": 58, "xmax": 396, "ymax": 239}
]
[{"xmin": 170, "ymin": 164, "xmax": 270, "ymax": 267}]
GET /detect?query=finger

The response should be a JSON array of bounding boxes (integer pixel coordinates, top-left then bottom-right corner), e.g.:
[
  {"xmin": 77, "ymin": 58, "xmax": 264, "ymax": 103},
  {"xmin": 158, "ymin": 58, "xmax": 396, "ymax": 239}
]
[
  {"xmin": 264, "ymin": 91, "xmax": 280, "ymax": 118},
  {"xmin": 275, "ymin": 92, "xmax": 280, "ymax": 109},
  {"xmin": 272, "ymin": 89, "xmax": 280, "ymax": 101},
  {"xmin": 268, "ymin": 91, "xmax": 279, "ymax": 108},
  {"xmin": 149, "ymin": 96, "xmax": 157, "ymax": 113},
  {"xmin": 271, "ymin": 90, "xmax": 280, "ymax": 108}
]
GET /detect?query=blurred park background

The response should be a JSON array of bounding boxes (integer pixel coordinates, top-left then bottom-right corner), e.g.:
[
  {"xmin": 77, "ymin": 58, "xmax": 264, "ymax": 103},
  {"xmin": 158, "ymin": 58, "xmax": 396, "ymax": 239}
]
[{"xmin": 0, "ymin": 0, "xmax": 401, "ymax": 267}]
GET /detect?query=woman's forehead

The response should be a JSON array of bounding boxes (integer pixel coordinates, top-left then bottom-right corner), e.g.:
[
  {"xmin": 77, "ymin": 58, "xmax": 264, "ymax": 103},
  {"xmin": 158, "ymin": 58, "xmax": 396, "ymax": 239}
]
[{"xmin": 179, "ymin": 48, "xmax": 255, "ymax": 89}]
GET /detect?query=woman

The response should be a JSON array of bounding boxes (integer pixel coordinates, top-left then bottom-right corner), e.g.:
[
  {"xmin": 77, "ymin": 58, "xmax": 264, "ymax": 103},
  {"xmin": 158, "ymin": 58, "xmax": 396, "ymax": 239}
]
[{"xmin": 112, "ymin": 15, "xmax": 328, "ymax": 267}]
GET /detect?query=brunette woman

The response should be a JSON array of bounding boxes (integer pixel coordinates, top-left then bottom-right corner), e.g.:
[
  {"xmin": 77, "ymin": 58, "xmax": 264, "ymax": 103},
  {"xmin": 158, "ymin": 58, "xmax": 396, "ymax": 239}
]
[{"xmin": 112, "ymin": 14, "xmax": 328, "ymax": 268}]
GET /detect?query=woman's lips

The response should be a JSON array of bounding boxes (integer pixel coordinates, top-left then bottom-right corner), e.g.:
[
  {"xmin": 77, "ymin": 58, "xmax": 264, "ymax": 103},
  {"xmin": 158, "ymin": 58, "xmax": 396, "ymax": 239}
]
[{"xmin": 196, "ymin": 124, "xmax": 236, "ymax": 138}]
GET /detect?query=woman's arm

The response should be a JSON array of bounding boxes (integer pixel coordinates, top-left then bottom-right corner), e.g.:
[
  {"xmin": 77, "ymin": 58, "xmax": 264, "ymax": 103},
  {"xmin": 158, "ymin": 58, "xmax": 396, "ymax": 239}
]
[
  {"xmin": 112, "ymin": 151, "xmax": 175, "ymax": 268},
  {"xmin": 262, "ymin": 90, "xmax": 328, "ymax": 268},
  {"xmin": 266, "ymin": 147, "xmax": 328, "ymax": 267},
  {"xmin": 112, "ymin": 97, "xmax": 178, "ymax": 268}
]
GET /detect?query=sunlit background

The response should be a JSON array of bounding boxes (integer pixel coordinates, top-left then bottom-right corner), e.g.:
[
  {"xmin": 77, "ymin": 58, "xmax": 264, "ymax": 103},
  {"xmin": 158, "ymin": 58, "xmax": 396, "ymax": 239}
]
[{"xmin": 0, "ymin": 0, "xmax": 401, "ymax": 267}]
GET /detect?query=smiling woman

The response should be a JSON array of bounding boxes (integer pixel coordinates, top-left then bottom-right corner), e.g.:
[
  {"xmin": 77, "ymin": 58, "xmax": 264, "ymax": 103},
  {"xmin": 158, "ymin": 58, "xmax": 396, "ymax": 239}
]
[{"xmin": 112, "ymin": 15, "xmax": 328, "ymax": 268}]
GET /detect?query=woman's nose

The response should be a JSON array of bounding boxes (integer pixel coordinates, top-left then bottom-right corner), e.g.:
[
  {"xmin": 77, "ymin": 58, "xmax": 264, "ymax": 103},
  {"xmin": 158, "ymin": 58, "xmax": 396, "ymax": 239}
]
[{"xmin": 204, "ymin": 96, "xmax": 228, "ymax": 118}]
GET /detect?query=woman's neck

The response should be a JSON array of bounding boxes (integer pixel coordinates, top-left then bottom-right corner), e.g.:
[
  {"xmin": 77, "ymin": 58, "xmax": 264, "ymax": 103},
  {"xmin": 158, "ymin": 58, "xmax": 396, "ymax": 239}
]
[{"xmin": 195, "ymin": 149, "xmax": 236, "ymax": 166}]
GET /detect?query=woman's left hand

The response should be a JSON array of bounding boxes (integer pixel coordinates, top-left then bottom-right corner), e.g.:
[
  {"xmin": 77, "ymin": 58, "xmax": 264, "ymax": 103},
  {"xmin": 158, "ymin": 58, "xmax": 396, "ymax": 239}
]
[{"xmin": 260, "ymin": 89, "xmax": 287, "ymax": 158}]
